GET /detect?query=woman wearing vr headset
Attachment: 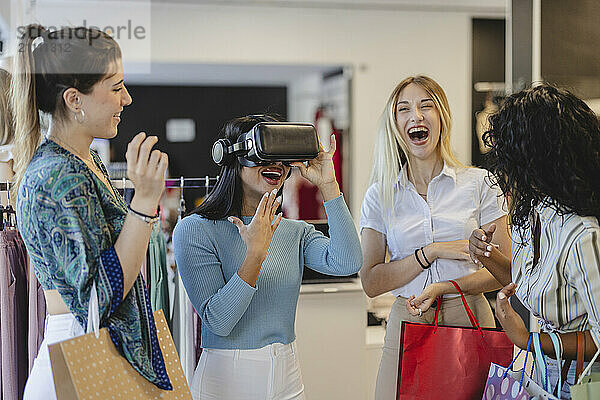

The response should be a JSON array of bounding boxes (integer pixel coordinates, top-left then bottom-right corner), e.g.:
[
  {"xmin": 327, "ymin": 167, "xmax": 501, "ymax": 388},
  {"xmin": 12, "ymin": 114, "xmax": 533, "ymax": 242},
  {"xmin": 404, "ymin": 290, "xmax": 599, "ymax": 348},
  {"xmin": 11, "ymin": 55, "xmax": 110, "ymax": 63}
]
[
  {"xmin": 359, "ymin": 75, "xmax": 511, "ymax": 399},
  {"xmin": 11, "ymin": 25, "xmax": 172, "ymax": 398},
  {"xmin": 173, "ymin": 114, "xmax": 362, "ymax": 399}
]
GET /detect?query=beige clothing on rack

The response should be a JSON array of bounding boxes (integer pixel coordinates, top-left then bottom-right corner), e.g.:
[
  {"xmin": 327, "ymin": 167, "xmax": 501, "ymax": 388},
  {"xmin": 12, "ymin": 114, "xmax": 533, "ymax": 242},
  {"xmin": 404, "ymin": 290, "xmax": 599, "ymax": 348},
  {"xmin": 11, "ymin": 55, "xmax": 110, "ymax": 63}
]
[{"xmin": 0, "ymin": 144, "xmax": 14, "ymax": 206}]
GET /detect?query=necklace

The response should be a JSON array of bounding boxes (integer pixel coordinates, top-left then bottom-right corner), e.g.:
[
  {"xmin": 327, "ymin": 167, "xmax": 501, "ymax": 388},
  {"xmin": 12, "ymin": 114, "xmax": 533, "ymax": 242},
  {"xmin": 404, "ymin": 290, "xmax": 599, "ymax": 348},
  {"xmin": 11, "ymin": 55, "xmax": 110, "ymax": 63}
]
[
  {"xmin": 48, "ymin": 135, "xmax": 94, "ymax": 163},
  {"xmin": 48, "ymin": 135, "xmax": 116, "ymax": 197}
]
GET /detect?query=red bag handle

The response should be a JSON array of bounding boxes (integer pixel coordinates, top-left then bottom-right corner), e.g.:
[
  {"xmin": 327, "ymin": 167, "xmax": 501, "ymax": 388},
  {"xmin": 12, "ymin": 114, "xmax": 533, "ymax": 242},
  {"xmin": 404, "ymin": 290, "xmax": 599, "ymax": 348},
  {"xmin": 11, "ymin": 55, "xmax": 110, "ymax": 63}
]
[
  {"xmin": 433, "ymin": 295, "xmax": 443, "ymax": 328},
  {"xmin": 433, "ymin": 280, "xmax": 484, "ymax": 336}
]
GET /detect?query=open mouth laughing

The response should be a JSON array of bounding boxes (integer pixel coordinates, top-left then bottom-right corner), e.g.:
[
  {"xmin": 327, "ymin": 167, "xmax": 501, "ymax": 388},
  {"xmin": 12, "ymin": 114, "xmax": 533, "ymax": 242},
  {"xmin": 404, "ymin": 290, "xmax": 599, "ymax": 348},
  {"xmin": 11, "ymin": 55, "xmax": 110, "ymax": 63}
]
[
  {"xmin": 407, "ymin": 125, "xmax": 429, "ymax": 144},
  {"xmin": 260, "ymin": 166, "xmax": 284, "ymax": 185}
]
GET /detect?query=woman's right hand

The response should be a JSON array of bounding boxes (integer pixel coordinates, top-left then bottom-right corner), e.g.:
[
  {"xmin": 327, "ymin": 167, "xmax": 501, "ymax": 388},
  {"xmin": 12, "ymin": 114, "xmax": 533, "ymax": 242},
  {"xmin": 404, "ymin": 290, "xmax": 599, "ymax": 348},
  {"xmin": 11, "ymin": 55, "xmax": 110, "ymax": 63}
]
[
  {"xmin": 406, "ymin": 282, "xmax": 446, "ymax": 316},
  {"xmin": 426, "ymin": 240, "xmax": 472, "ymax": 262},
  {"xmin": 126, "ymin": 132, "xmax": 168, "ymax": 214},
  {"xmin": 228, "ymin": 189, "xmax": 283, "ymax": 262}
]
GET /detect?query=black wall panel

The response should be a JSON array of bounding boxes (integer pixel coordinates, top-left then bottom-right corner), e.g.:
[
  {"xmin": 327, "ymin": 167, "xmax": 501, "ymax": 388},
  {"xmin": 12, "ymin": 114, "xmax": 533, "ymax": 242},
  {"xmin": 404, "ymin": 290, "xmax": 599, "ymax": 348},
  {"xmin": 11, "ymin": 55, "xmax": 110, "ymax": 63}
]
[
  {"xmin": 471, "ymin": 18, "xmax": 505, "ymax": 167},
  {"xmin": 110, "ymin": 85, "xmax": 287, "ymax": 179}
]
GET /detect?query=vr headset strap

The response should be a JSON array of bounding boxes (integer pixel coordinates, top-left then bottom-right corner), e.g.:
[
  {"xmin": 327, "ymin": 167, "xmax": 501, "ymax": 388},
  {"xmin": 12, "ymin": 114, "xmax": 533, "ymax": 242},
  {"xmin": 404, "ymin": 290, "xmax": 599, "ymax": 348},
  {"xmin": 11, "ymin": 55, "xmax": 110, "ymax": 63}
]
[{"xmin": 229, "ymin": 139, "xmax": 251, "ymax": 155}]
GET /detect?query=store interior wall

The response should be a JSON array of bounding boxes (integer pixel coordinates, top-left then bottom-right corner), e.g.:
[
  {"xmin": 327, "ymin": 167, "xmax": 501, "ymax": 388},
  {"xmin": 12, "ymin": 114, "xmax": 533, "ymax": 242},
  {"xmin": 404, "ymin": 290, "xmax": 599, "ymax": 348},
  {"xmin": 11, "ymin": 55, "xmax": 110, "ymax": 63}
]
[
  {"xmin": 109, "ymin": 84, "xmax": 287, "ymax": 186},
  {"xmin": 471, "ymin": 18, "xmax": 505, "ymax": 167},
  {"xmin": 541, "ymin": 0, "xmax": 600, "ymax": 100},
  {"xmin": 143, "ymin": 2, "xmax": 504, "ymax": 220},
  {"xmin": 0, "ymin": 1, "xmax": 506, "ymax": 221}
]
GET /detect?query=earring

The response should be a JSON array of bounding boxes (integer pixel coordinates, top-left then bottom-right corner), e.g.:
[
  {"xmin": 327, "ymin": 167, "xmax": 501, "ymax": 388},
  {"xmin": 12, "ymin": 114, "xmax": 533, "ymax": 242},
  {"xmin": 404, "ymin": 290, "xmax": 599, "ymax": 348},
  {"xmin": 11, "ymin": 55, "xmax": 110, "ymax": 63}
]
[{"xmin": 74, "ymin": 108, "xmax": 86, "ymax": 124}]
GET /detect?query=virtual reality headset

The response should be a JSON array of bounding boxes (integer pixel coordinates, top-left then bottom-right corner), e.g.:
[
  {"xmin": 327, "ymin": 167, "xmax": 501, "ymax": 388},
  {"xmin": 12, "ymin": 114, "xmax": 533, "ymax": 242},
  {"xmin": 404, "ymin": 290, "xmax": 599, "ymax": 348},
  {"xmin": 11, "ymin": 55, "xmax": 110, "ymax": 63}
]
[{"xmin": 212, "ymin": 122, "xmax": 319, "ymax": 167}]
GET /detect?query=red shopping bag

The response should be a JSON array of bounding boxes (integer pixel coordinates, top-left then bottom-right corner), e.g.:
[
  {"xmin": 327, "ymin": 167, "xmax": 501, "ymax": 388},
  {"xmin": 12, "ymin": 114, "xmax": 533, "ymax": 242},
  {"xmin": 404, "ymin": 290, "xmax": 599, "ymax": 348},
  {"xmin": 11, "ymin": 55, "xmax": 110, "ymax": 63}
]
[{"xmin": 397, "ymin": 281, "xmax": 514, "ymax": 400}]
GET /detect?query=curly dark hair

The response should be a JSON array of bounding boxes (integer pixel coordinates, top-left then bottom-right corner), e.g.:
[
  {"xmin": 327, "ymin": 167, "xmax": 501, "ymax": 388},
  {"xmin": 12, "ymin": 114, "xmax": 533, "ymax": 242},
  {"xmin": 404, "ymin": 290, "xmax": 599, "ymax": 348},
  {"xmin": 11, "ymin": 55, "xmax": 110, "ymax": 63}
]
[{"xmin": 483, "ymin": 84, "xmax": 600, "ymax": 243}]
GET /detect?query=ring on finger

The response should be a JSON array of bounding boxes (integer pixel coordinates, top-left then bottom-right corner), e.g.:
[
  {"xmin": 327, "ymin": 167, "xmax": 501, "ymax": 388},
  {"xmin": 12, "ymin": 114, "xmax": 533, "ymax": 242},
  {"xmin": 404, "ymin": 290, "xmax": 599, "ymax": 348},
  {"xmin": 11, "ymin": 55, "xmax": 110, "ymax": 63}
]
[{"xmin": 418, "ymin": 308, "xmax": 422, "ymax": 317}]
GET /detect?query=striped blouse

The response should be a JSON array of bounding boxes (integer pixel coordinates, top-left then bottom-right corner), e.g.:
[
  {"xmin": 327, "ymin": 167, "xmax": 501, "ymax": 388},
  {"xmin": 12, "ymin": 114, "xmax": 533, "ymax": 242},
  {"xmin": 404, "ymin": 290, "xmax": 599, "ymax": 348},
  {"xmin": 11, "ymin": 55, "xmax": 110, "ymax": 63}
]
[{"xmin": 512, "ymin": 202, "xmax": 600, "ymax": 348}]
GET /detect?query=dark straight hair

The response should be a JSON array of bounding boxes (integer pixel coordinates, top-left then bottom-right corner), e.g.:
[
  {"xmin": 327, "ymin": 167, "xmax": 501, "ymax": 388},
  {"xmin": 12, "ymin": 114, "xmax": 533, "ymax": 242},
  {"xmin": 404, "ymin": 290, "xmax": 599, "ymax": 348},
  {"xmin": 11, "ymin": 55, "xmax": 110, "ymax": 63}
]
[{"xmin": 193, "ymin": 114, "xmax": 283, "ymax": 220}]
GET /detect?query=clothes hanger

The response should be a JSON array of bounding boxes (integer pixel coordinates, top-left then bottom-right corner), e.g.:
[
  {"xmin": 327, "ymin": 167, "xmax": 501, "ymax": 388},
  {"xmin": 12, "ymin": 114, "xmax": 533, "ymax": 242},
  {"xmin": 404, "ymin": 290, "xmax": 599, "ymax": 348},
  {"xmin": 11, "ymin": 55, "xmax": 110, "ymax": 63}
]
[
  {"xmin": 0, "ymin": 204, "xmax": 4, "ymax": 231},
  {"xmin": 177, "ymin": 176, "xmax": 185, "ymax": 222},
  {"xmin": 3, "ymin": 181, "xmax": 15, "ymax": 229}
]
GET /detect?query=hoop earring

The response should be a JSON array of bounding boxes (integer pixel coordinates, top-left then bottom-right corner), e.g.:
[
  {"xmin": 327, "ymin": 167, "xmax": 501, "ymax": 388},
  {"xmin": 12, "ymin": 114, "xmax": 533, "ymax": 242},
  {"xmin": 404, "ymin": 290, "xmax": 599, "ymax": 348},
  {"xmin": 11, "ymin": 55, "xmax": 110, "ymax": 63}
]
[{"xmin": 74, "ymin": 109, "xmax": 86, "ymax": 124}]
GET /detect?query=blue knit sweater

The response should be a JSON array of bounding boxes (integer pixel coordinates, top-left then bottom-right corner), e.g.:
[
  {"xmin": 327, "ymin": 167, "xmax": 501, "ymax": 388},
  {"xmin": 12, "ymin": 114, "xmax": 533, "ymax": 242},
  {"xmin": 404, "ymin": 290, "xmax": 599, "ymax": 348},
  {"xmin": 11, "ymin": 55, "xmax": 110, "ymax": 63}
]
[{"xmin": 172, "ymin": 195, "xmax": 362, "ymax": 349}]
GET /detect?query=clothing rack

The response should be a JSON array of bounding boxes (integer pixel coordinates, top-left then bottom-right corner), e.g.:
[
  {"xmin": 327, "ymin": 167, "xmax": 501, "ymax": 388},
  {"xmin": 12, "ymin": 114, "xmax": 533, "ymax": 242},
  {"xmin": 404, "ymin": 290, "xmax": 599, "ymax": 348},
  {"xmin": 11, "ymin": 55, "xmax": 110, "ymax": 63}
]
[
  {"xmin": 111, "ymin": 176, "xmax": 219, "ymax": 219},
  {"xmin": 0, "ymin": 181, "xmax": 16, "ymax": 230},
  {"xmin": 0, "ymin": 177, "xmax": 220, "ymax": 191},
  {"xmin": 0, "ymin": 177, "xmax": 220, "ymax": 228},
  {"xmin": 111, "ymin": 176, "xmax": 219, "ymax": 190},
  {"xmin": 0, "ymin": 181, "xmax": 13, "ymax": 192}
]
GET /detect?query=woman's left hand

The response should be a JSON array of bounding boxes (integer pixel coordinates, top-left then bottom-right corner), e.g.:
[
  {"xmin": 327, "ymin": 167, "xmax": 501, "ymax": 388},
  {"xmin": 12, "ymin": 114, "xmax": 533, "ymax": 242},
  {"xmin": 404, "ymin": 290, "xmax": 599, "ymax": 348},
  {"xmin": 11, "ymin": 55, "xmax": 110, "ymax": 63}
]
[
  {"xmin": 469, "ymin": 224, "xmax": 498, "ymax": 267},
  {"xmin": 291, "ymin": 133, "xmax": 340, "ymax": 200},
  {"xmin": 496, "ymin": 283, "xmax": 529, "ymax": 348},
  {"xmin": 406, "ymin": 283, "xmax": 444, "ymax": 316}
]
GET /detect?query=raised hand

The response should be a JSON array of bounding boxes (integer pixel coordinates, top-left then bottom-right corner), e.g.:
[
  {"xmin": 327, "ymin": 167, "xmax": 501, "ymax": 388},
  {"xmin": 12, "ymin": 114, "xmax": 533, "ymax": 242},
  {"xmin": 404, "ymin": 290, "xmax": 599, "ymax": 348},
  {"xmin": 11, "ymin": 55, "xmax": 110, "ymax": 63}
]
[
  {"xmin": 126, "ymin": 132, "xmax": 168, "ymax": 215},
  {"xmin": 469, "ymin": 223, "xmax": 498, "ymax": 267},
  {"xmin": 228, "ymin": 188, "xmax": 283, "ymax": 262},
  {"xmin": 290, "ymin": 133, "xmax": 340, "ymax": 201}
]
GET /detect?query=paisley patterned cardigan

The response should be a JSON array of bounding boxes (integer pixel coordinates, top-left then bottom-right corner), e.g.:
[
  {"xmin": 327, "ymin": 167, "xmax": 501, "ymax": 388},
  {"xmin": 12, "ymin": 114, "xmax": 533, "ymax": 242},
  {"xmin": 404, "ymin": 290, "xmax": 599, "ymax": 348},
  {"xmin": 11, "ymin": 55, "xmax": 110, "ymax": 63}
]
[{"xmin": 16, "ymin": 140, "xmax": 171, "ymax": 389}]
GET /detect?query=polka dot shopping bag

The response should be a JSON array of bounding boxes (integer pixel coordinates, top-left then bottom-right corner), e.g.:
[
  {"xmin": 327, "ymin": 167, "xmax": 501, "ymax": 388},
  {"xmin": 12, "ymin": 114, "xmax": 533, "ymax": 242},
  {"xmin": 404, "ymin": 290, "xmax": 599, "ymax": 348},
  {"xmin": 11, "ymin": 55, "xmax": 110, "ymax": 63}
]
[
  {"xmin": 482, "ymin": 333, "xmax": 560, "ymax": 400},
  {"xmin": 48, "ymin": 284, "xmax": 191, "ymax": 400}
]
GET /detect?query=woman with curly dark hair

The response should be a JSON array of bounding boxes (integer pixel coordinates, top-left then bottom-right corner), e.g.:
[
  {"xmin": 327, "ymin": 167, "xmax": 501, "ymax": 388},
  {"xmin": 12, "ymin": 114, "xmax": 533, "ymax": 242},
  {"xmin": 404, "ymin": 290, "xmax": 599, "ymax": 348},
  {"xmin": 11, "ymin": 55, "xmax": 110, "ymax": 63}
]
[{"xmin": 469, "ymin": 84, "xmax": 600, "ymax": 397}]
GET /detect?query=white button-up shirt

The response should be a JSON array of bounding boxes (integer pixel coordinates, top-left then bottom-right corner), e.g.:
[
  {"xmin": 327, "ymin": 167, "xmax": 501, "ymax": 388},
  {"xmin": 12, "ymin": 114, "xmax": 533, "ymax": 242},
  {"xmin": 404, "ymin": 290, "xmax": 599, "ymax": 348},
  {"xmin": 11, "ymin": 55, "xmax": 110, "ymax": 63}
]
[{"xmin": 360, "ymin": 164, "xmax": 506, "ymax": 298}]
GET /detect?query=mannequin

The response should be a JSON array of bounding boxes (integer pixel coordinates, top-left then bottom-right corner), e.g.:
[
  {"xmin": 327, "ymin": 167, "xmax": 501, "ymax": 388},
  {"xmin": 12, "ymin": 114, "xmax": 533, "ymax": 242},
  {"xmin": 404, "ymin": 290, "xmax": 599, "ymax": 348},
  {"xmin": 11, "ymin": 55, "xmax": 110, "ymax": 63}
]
[{"xmin": 475, "ymin": 92, "xmax": 498, "ymax": 154}]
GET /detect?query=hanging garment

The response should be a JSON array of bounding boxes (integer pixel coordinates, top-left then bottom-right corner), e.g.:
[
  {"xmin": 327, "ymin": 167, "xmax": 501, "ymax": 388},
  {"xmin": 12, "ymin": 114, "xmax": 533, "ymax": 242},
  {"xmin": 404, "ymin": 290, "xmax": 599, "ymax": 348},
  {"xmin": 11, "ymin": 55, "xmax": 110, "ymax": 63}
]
[
  {"xmin": 148, "ymin": 219, "xmax": 171, "ymax": 330},
  {"xmin": 0, "ymin": 229, "xmax": 30, "ymax": 400},
  {"xmin": 27, "ymin": 254, "xmax": 46, "ymax": 373},
  {"xmin": 171, "ymin": 269, "xmax": 195, "ymax": 384},
  {"xmin": 170, "ymin": 195, "xmax": 197, "ymax": 384},
  {"xmin": 194, "ymin": 312, "xmax": 202, "ymax": 367}
]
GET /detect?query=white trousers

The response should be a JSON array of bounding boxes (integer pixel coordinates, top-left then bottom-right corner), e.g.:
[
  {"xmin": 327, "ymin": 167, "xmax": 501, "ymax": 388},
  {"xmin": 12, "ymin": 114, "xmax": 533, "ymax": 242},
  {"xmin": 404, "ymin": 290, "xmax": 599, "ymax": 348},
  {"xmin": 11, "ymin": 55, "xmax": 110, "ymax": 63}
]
[
  {"xmin": 23, "ymin": 313, "xmax": 84, "ymax": 400},
  {"xmin": 191, "ymin": 341, "xmax": 306, "ymax": 400}
]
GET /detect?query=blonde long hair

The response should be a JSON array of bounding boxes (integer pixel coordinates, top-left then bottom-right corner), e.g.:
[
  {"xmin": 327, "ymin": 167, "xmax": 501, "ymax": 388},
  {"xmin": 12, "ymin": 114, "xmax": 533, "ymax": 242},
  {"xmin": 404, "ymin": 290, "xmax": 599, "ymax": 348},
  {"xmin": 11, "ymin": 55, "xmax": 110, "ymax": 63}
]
[
  {"xmin": 10, "ymin": 24, "xmax": 121, "ymax": 197},
  {"xmin": 369, "ymin": 75, "xmax": 465, "ymax": 215}
]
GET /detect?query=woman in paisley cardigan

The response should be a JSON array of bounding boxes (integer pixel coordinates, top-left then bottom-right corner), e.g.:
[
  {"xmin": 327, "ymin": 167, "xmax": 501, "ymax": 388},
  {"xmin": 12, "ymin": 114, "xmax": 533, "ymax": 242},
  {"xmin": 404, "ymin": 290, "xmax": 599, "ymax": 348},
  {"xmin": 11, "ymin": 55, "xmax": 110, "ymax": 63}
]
[{"xmin": 11, "ymin": 24, "xmax": 172, "ymax": 398}]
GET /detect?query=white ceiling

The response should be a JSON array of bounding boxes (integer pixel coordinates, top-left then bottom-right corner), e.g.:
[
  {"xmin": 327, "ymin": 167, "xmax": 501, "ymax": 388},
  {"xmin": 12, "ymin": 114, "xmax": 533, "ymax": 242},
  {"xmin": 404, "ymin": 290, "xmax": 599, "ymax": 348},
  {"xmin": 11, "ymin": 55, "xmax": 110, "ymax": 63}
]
[{"xmin": 151, "ymin": 0, "xmax": 505, "ymax": 13}]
